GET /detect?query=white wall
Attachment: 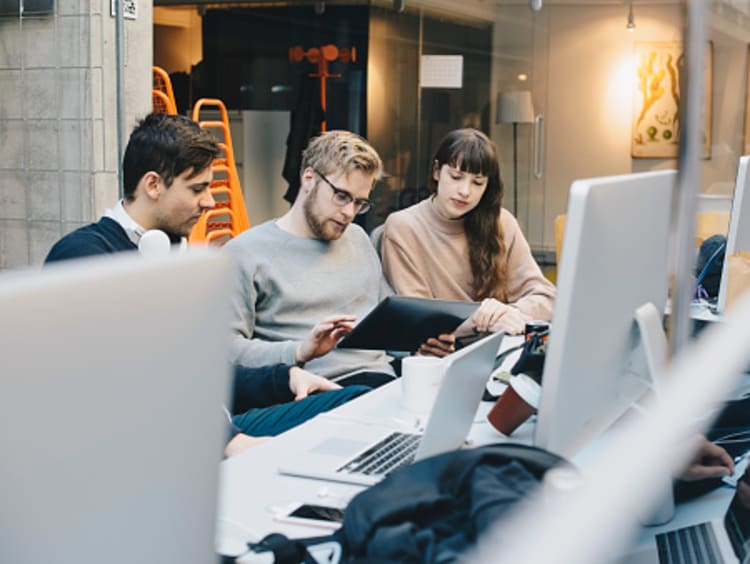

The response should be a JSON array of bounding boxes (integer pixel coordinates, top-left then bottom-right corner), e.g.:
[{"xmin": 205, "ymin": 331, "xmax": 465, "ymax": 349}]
[
  {"xmin": 513, "ymin": 4, "xmax": 750, "ymax": 256},
  {"xmin": 537, "ymin": 4, "xmax": 681, "ymax": 255},
  {"xmin": 702, "ymin": 21, "xmax": 750, "ymax": 195}
]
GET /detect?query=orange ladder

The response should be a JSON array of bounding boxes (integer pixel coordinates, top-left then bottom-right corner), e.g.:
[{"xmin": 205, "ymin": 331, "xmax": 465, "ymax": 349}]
[
  {"xmin": 189, "ymin": 98, "xmax": 251, "ymax": 245},
  {"xmin": 152, "ymin": 66, "xmax": 177, "ymax": 115}
]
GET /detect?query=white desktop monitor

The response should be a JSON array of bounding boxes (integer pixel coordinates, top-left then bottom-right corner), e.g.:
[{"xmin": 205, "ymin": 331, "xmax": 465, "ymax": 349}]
[
  {"xmin": 717, "ymin": 155, "xmax": 750, "ymax": 313},
  {"xmin": 0, "ymin": 251, "xmax": 234, "ymax": 564},
  {"xmin": 535, "ymin": 170, "xmax": 676, "ymax": 458}
]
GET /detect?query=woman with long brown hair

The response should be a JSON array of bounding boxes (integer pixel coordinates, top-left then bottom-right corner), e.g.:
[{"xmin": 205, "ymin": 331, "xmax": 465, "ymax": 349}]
[{"xmin": 381, "ymin": 128, "xmax": 555, "ymax": 336}]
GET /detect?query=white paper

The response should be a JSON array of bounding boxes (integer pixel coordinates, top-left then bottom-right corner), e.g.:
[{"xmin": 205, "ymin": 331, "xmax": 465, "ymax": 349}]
[{"xmin": 420, "ymin": 55, "xmax": 463, "ymax": 89}]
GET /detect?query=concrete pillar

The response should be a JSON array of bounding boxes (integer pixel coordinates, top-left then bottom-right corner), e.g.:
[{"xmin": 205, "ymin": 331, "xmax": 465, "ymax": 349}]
[{"xmin": 0, "ymin": 0, "xmax": 151, "ymax": 269}]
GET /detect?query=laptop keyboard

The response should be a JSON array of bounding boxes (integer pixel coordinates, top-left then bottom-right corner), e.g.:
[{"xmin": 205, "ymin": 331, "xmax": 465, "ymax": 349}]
[
  {"xmin": 337, "ymin": 432, "xmax": 421, "ymax": 476},
  {"xmin": 656, "ymin": 522, "xmax": 722, "ymax": 564}
]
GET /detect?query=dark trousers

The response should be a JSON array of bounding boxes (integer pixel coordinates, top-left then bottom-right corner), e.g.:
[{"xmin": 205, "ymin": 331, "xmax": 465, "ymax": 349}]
[
  {"xmin": 336, "ymin": 371, "xmax": 397, "ymax": 388},
  {"xmin": 232, "ymin": 385, "xmax": 370, "ymax": 436}
]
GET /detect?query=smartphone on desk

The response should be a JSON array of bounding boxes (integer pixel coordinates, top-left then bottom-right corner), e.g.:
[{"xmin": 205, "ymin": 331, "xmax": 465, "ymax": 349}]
[{"xmin": 273, "ymin": 503, "xmax": 344, "ymax": 530}]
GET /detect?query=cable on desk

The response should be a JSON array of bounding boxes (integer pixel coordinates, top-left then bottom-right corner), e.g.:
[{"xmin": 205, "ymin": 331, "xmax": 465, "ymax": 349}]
[
  {"xmin": 234, "ymin": 533, "xmax": 342, "ymax": 564},
  {"xmin": 714, "ymin": 429, "xmax": 750, "ymax": 446}
]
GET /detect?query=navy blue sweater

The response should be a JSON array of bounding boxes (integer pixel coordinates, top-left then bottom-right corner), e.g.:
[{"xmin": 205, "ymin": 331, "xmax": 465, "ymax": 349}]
[
  {"xmin": 45, "ymin": 217, "xmax": 137, "ymax": 263},
  {"xmin": 232, "ymin": 363, "xmax": 294, "ymax": 414}
]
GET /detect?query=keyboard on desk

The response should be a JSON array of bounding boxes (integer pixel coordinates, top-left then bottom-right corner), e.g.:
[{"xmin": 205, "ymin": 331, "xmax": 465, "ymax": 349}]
[
  {"xmin": 656, "ymin": 522, "xmax": 722, "ymax": 564},
  {"xmin": 337, "ymin": 432, "xmax": 421, "ymax": 476}
]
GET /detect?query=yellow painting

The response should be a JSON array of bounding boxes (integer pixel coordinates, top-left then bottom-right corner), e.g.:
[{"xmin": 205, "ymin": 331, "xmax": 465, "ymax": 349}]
[{"xmin": 632, "ymin": 41, "xmax": 712, "ymax": 159}]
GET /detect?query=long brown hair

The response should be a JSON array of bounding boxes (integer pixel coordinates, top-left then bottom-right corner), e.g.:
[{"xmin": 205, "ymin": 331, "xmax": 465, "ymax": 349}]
[{"xmin": 428, "ymin": 128, "xmax": 507, "ymax": 300}]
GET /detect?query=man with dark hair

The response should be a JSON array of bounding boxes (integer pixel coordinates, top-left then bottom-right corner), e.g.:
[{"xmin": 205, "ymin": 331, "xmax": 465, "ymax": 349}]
[
  {"xmin": 44, "ymin": 114, "xmax": 369, "ymax": 456},
  {"xmin": 46, "ymin": 113, "xmax": 220, "ymax": 261}
]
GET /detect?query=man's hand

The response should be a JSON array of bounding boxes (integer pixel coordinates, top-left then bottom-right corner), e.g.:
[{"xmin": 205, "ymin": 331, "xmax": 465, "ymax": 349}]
[
  {"xmin": 681, "ymin": 436, "xmax": 734, "ymax": 481},
  {"xmin": 288, "ymin": 366, "xmax": 342, "ymax": 400},
  {"xmin": 295, "ymin": 315, "xmax": 356, "ymax": 365},
  {"xmin": 417, "ymin": 333, "xmax": 456, "ymax": 358},
  {"xmin": 224, "ymin": 433, "xmax": 271, "ymax": 458}
]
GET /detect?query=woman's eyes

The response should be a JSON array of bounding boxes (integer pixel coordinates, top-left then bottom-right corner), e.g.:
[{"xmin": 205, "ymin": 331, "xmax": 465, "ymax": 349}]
[{"xmin": 448, "ymin": 171, "xmax": 487, "ymax": 186}]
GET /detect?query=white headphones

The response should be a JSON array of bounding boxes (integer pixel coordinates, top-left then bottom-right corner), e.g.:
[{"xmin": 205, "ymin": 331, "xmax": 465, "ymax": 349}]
[{"xmin": 138, "ymin": 230, "xmax": 171, "ymax": 258}]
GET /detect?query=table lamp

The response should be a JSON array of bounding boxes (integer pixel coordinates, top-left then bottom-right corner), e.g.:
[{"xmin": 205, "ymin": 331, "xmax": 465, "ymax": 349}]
[{"xmin": 497, "ymin": 90, "xmax": 535, "ymax": 217}]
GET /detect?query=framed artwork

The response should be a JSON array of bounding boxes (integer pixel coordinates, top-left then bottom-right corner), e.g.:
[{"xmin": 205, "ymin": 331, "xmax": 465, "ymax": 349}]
[{"xmin": 632, "ymin": 41, "xmax": 713, "ymax": 159}]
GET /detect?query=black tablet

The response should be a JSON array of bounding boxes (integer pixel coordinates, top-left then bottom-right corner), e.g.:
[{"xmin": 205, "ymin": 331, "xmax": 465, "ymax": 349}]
[{"xmin": 336, "ymin": 296, "xmax": 479, "ymax": 352}]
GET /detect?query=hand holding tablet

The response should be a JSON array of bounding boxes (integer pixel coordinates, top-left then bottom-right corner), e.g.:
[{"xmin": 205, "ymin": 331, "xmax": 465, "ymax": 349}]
[{"xmin": 336, "ymin": 296, "xmax": 479, "ymax": 352}]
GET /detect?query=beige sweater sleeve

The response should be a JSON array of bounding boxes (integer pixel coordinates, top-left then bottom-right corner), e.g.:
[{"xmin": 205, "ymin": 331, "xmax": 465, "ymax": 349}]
[
  {"xmin": 381, "ymin": 212, "xmax": 435, "ymax": 298},
  {"xmin": 500, "ymin": 210, "xmax": 556, "ymax": 321},
  {"xmin": 382, "ymin": 201, "xmax": 556, "ymax": 322}
]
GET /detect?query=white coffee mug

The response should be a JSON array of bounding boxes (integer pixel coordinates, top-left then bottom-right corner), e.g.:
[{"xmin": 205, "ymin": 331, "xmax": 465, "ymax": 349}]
[{"xmin": 401, "ymin": 355, "xmax": 445, "ymax": 418}]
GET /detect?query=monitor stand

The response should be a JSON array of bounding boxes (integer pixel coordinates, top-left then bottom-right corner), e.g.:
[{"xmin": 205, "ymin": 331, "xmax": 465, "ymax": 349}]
[{"xmin": 633, "ymin": 302, "xmax": 675, "ymax": 526}]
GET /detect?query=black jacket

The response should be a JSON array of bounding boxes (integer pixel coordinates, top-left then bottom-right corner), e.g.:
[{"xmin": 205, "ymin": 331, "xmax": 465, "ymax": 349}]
[{"xmin": 337, "ymin": 443, "xmax": 568, "ymax": 562}]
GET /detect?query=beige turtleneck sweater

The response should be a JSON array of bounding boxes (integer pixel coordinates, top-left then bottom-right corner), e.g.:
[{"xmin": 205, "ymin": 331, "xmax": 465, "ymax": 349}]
[{"xmin": 381, "ymin": 197, "xmax": 556, "ymax": 322}]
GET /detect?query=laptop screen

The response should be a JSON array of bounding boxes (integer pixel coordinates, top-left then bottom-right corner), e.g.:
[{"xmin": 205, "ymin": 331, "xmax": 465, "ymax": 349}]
[{"xmin": 724, "ymin": 483, "xmax": 750, "ymax": 561}]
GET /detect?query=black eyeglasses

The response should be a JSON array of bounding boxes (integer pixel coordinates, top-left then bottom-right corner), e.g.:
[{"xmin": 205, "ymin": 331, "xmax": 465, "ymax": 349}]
[{"xmin": 313, "ymin": 168, "xmax": 372, "ymax": 215}]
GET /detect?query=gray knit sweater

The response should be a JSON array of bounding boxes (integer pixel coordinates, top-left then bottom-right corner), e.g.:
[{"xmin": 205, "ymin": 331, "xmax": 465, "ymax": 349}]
[{"xmin": 225, "ymin": 220, "xmax": 394, "ymax": 380}]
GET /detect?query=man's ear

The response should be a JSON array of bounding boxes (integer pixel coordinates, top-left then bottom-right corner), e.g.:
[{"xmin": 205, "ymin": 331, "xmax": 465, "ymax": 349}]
[
  {"xmin": 300, "ymin": 167, "xmax": 316, "ymax": 194},
  {"xmin": 140, "ymin": 172, "xmax": 162, "ymax": 201}
]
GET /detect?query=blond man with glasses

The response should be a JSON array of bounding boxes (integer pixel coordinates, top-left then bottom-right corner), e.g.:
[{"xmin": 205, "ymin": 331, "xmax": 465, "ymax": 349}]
[{"xmin": 226, "ymin": 130, "xmax": 453, "ymax": 388}]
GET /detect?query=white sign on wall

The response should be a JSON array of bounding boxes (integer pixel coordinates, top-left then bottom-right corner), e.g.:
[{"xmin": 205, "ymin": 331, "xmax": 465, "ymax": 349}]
[
  {"xmin": 420, "ymin": 55, "xmax": 463, "ymax": 89},
  {"xmin": 111, "ymin": 0, "xmax": 137, "ymax": 20}
]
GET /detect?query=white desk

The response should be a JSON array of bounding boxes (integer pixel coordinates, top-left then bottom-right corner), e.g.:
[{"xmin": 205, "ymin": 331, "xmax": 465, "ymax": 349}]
[
  {"xmin": 698, "ymin": 193, "xmax": 732, "ymax": 213},
  {"xmin": 216, "ymin": 331, "xmax": 535, "ymax": 553},
  {"xmin": 215, "ymin": 340, "xmax": 742, "ymax": 561},
  {"xmin": 215, "ymin": 375, "xmax": 536, "ymax": 554}
]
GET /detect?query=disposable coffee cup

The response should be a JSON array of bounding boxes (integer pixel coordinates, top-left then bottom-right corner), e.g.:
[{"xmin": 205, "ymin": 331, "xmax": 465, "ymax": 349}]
[
  {"xmin": 639, "ymin": 471, "xmax": 675, "ymax": 526},
  {"xmin": 401, "ymin": 355, "xmax": 445, "ymax": 418},
  {"xmin": 486, "ymin": 374, "xmax": 540, "ymax": 436}
]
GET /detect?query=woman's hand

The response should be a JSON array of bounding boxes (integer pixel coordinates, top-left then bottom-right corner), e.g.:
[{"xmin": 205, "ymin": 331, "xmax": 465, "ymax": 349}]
[
  {"xmin": 488, "ymin": 308, "xmax": 526, "ymax": 335},
  {"xmin": 471, "ymin": 298, "xmax": 509, "ymax": 333},
  {"xmin": 471, "ymin": 299, "xmax": 526, "ymax": 335}
]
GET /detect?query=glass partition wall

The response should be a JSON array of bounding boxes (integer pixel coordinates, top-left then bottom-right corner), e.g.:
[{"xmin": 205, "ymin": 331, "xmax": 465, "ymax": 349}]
[
  {"xmin": 6, "ymin": 1, "xmax": 750, "ymax": 269},
  {"xmin": 366, "ymin": 5, "xmax": 497, "ymax": 232},
  {"xmin": 153, "ymin": 0, "xmax": 543, "ymax": 252},
  {"xmin": 152, "ymin": 1, "xmax": 750, "ymax": 267}
]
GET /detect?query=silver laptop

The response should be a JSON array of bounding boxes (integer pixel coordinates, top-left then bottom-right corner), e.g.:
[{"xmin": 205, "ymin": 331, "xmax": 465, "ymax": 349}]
[
  {"xmin": 624, "ymin": 485, "xmax": 750, "ymax": 564},
  {"xmin": 0, "ymin": 251, "xmax": 233, "ymax": 564},
  {"xmin": 278, "ymin": 331, "xmax": 504, "ymax": 486}
]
